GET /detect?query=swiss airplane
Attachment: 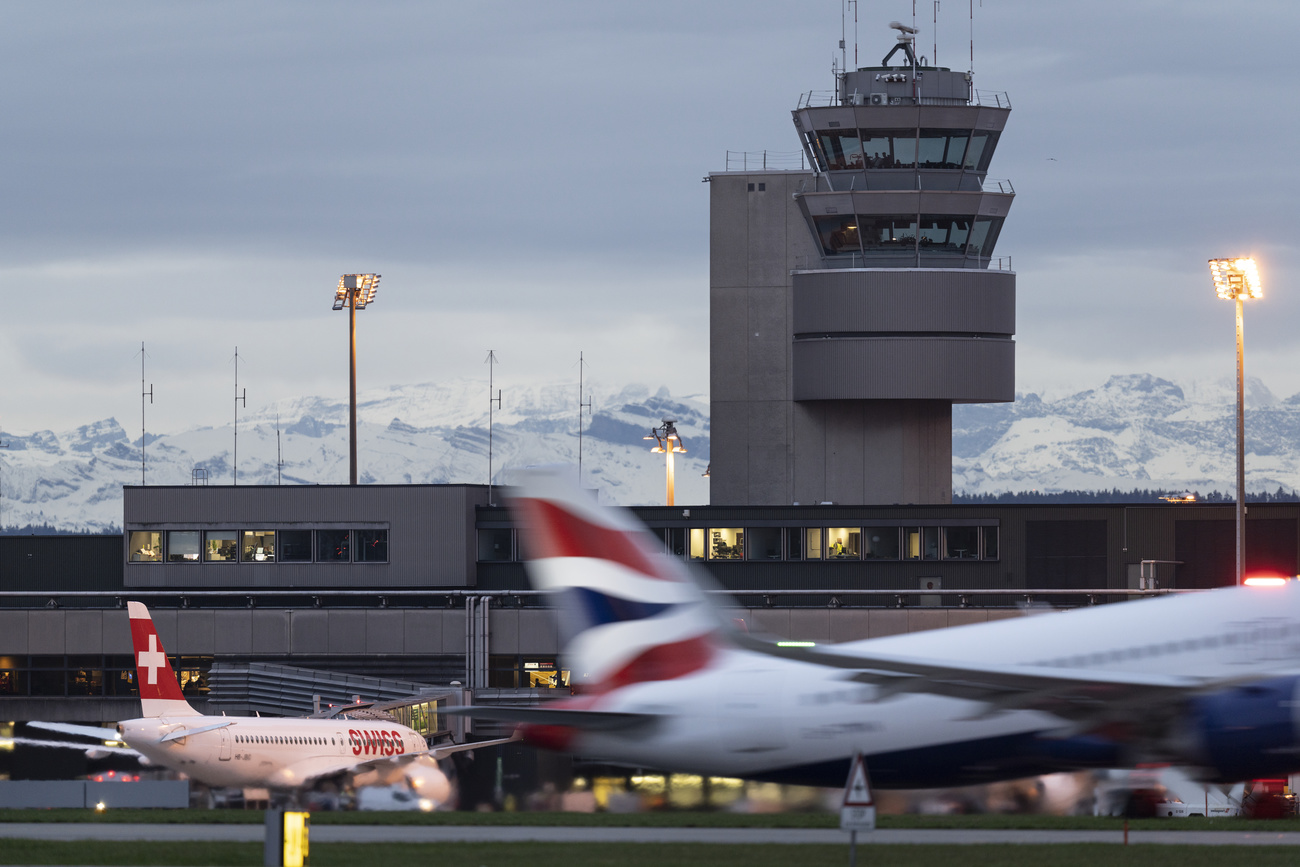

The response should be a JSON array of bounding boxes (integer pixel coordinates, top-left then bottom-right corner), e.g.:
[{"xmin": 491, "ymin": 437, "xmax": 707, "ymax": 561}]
[
  {"xmin": 117, "ymin": 602, "xmax": 515, "ymax": 801},
  {"xmin": 459, "ymin": 467, "xmax": 1300, "ymax": 789}
]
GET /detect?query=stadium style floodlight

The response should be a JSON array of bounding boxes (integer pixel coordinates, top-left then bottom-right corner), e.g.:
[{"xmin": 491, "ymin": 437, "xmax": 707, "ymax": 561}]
[
  {"xmin": 1208, "ymin": 257, "xmax": 1262, "ymax": 586},
  {"xmin": 333, "ymin": 274, "xmax": 381, "ymax": 485},
  {"xmin": 644, "ymin": 418, "xmax": 687, "ymax": 506}
]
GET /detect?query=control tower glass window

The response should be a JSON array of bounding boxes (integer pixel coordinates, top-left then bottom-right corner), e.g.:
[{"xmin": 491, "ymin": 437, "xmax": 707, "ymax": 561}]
[
  {"xmin": 918, "ymin": 216, "xmax": 972, "ymax": 252},
  {"xmin": 858, "ymin": 215, "xmax": 917, "ymax": 254},
  {"xmin": 861, "ymin": 133, "xmax": 894, "ymax": 169},
  {"xmin": 966, "ymin": 217, "xmax": 1005, "ymax": 258},
  {"xmin": 817, "ymin": 130, "xmax": 863, "ymax": 170},
  {"xmin": 918, "ymin": 130, "xmax": 969, "ymax": 170},
  {"xmin": 964, "ymin": 130, "xmax": 1000, "ymax": 173},
  {"xmin": 814, "ymin": 215, "xmax": 862, "ymax": 255}
]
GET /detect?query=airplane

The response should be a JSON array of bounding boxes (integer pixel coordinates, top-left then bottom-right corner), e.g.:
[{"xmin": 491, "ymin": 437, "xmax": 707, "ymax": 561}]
[
  {"xmin": 455, "ymin": 466, "xmax": 1300, "ymax": 789},
  {"xmin": 113, "ymin": 601, "xmax": 515, "ymax": 802}
]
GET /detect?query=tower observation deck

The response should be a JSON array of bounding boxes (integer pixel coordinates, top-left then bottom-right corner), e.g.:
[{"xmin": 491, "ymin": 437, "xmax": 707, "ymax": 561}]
[{"xmin": 709, "ymin": 25, "xmax": 1016, "ymax": 506}]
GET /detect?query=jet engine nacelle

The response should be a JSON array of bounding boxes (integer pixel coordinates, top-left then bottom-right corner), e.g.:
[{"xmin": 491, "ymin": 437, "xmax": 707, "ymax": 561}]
[
  {"xmin": 401, "ymin": 757, "xmax": 452, "ymax": 805},
  {"xmin": 1186, "ymin": 676, "xmax": 1300, "ymax": 782}
]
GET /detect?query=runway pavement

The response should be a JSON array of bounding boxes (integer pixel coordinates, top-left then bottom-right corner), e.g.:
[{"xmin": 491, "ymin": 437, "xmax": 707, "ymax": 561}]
[{"xmin": 1, "ymin": 823, "xmax": 1299, "ymax": 845}]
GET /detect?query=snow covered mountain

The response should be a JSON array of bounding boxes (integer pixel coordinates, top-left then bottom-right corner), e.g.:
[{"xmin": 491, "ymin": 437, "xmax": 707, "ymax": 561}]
[
  {"xmin": 0, "ymin": 381, "xmax": 711, "ymax": 532},
  {"xmin": 3, "ymin": 372, "xmax": 1298, "ymax": 532},
  {"xmin": 953, "ymin": 374, "xmax": 1300, "ymax": 497}
]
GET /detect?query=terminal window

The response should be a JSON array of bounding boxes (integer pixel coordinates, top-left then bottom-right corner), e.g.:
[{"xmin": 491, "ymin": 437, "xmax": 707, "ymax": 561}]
[
  {"xmin": 317, "ymin": 530, "xmax": 351, "ymax": 562},
  {"xmin": 128, "ymin": 531, "xmax": 161, "ymax": 563},
  {"xmin": 205, "ymin": 530, "xmax": 238, "ymax": 562},
  {"xmin": 242, "ymin": 530, "xmax": 275, "ymax": 562},
  {"xmin": 166, "ymin": 531, "xmax": 200, "ymax": 563},
  {"xmin": 826, "ymin": 528, "xmax": 861, "ymax": 560},
  {"xmin": 279, "ymin": 531, "xmax": 312, "ymax": 562},
  {"xmin": 863, "ymin": 527, "xmax": 900, "ymax": 560},
  {"xmin": 708, "ymin": 528, "xmax": 744, "ymax": 560},
  {"xmin": 354, "ymin": 529, "xmax": 388, "ymax": 562}
]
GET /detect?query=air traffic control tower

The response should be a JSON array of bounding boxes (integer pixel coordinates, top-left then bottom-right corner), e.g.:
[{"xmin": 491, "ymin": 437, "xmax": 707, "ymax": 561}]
[{"xmin": 709, "ymin": 25, "xmax": 1015, "ymax": 506}]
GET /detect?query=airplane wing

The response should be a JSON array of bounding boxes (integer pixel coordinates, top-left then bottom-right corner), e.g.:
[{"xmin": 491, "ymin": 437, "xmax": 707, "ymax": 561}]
[
  {"xmin": 444, "ymin": 705, "xmax": 659, "ymax": 732},
  {"xmin": 728, "ymin": 630, "xmax": 1227, "ymax": 730},
  {"xmin": 27, "ymin": 722, "xmax": 123, "ymax": 741},
  {"xmin": 9, "ymin": 737, "xmax": 142, "ymax": 758}
]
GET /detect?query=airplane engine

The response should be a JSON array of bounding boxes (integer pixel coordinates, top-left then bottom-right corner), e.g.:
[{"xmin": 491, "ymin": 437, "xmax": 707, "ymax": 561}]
[
  {"xmin": 401, "ymin": 757, "xmax": 452, "ymax": 805},
  {"xmin": 1183, "ymin": 676, "xmax": 1300, "ymax": 782}
]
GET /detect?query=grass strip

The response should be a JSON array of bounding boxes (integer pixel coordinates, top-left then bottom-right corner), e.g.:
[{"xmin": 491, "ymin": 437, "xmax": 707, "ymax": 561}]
[
  {"xmin": 0, "ymin": 807, "xmax": 1299, "ymax": 832},
  {"xmin": 3, "ymin": 841, "xmax": 1300, "ymax": 867}
]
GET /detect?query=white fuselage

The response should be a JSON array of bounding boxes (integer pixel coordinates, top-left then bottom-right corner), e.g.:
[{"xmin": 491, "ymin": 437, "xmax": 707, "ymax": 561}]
[
  {"xmin": 120, "ymin": 716, "xmax": 425, "ymax": 790},
  {"xmin": 571, "ymin": 585, "xmax": 1300, "ymax": 786}
]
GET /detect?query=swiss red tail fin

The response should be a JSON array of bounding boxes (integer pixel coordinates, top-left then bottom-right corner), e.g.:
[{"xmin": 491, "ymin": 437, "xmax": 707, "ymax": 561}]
[{"xmin": 127, "ymin": 602, "xmax": 200, "ymax": 718}]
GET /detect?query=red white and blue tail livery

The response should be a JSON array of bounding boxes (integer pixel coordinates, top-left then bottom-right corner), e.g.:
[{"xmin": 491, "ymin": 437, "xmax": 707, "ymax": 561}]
[
  {"xmin": 460, "ymin": 465, "xmax": 1300, "ymax": 789},
  {"xmin": 510, "ymin": 466, "xmax": 719, "ymax": 691}
]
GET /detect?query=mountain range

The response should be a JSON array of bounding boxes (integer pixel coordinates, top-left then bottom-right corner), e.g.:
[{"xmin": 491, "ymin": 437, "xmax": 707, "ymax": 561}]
[{"xmin": 2, "ymin": 373, "xmax": 1298, "ymax": 532}]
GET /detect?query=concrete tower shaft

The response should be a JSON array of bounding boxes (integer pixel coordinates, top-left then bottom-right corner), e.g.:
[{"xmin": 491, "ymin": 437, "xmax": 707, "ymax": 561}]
[{"xmin": 709, "ymin": 33, "xmax": 1017, "ymax": 507}]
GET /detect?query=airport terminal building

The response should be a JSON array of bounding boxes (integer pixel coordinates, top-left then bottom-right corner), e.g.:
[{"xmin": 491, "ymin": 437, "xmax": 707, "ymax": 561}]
[{"xmin": 1, "ymin": 483, "xmax": 1297, "ymax": 729}]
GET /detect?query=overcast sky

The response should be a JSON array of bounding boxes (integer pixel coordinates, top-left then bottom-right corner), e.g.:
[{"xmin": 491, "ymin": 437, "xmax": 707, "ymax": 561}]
[{"xmin": 1, "ymin": 1, "xmax": 1297, "ymax": 436}]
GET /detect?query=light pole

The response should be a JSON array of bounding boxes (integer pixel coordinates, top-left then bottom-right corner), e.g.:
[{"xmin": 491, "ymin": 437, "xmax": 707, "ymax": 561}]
[
  {"xmin": 1208, "ymin": 257, "xmax": 1262, "ymax": 586},
  {"xmin": 645, "ymin": 418, "xmax": 687, "ymax": 506},
  {"xmin": 332, "ymin": 273, "xmax": 381, "ymax": 486}
]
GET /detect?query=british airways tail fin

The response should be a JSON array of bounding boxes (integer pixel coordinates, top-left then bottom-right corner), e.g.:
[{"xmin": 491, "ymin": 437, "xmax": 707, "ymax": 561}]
[
  {"xmin": 508, "ymin": 466, "xmax": 726, "ymax": 693},
  {"xmin": 127, "ymin": 602, "xmax": 201, "ymax": 718}
]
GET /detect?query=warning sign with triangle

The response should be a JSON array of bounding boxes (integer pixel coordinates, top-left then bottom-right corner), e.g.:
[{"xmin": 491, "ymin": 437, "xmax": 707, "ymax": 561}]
[{"xmin": 840, "ymin": 752, "xmax": 876, "ymax": 832}]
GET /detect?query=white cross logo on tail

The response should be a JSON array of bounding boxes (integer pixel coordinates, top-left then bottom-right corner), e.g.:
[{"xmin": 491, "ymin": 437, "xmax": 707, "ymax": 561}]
[{"xmin": 138, "ymin": 633, "xmax": 166, "ymax": 686}]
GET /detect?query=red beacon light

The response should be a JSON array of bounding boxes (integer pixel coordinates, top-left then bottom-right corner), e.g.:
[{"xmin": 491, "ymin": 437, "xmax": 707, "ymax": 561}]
[{"xmin": 1243, "ymin": 576, "xmax": 1290, "ymax": 587}]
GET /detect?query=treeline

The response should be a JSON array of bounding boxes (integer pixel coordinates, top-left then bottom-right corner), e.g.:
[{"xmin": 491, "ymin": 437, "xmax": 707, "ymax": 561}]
[
  {"xmin": 0, "ymin": 523, "xmax": 121, "ymax": 535},
  {"xmin": 954, "ymin": 487, "xmax": 1300, "ymax": 504}
]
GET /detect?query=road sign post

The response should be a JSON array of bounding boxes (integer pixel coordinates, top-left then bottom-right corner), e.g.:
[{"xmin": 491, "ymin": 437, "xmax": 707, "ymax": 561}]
[{"xmin": 840, "ymin": 752, "xmax": 875, "ymax": 866}]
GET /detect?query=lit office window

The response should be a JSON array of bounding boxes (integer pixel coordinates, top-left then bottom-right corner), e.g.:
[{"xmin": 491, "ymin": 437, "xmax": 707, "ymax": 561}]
[
  {"xmin": 863, "ymin": 528, "xmax": 900, "ymax": 560},
  {"xmin": 707, "ymin": 528, "xmax": 744, "ymax": 560},
  {"xmin": 317, "ymin": 530, "xmax": 350, "ymax": 563},
  {"xmin": 826, "ymin": 528, "xmax": 861, "ymax": 560},
  {"xmin": 805, "ymin": 528, "xmax": 823, "ymax": 561},
  {"xmin": 166, "ymin": 531, "xmax": 200, "ymax": 563},
  {"xmin": 745, "ymin": 527, "xmax": 783, "ymax": 561},
  {"xmin": 128, "ymin": 531, "xmax": 161, "ymax": 563},
  {"xmin": 279, "ymin": 530, "xmax": 312, "ymax": 562},
  {"xmin": 354, "ymin": 529, "xmax": 388, "ymax": 562},
  {"xmin": 688, "ymin": 528, "xmax": 707, "ymax": 560},
  {"xmin": 477, "ymin": 529, "xmax": 512, "ymax": 562},
  {"xmin": 242, "ymin": 530, "xmax": 276, "ymax": 562},
  {"xmin": 981, "ymin": 526, "xmax": 1000, "ymax": 560},
  {"xmin": 943, "ymin": 526, "xmax": 979, "ymax": 560},
  {"xmin": 205, "ymin": 531, "xmax": 238, "ymax": 562}
]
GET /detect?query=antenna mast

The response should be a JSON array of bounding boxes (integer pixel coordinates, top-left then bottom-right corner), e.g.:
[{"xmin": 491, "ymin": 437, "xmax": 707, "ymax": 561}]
[
  {"xmin": 276, "ymin": 413, "xmax": 283, "ymax": 485},
  {"xmin": 233, "ymin": 347, "xmax": 246, "ymax": 485},
  {"xmin": 578, "ymin": 352, "xmax": 591, "ymax": 478},
  {"xmin": 138, "ymin": 342, "xmax": 153, "ymax": 486},
  {"xmin": 933, "ymin": 1, "xmax": 940, "ymax": 66},
  {"xmin": 485, "ymin": 350, "xmax": 501, "ymax": 505}
]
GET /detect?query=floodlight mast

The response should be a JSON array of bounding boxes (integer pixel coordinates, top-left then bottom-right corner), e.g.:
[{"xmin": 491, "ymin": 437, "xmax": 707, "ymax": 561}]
[
  {"xmin": 333, "ymin": 274, "xmax": 381, "ymax": 485},
  {"xmin": 644, "ymin": 418, "xmax": 687, "ymax": 506},
  {"xmin": 1208, "ymin": 257, "xmax": 1262, "ymax": 586}
]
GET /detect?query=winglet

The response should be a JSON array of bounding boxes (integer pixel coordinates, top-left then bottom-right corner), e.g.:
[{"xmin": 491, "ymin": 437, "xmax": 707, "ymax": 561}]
[{"xmin": 127, "ymin": 602, "xmax": 200, "ymax": 718}]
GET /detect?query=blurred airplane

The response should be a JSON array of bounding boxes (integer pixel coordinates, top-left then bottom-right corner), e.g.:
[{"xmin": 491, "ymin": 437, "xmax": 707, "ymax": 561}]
[
  {"xmin": 108, "ymin": 602, "xmax": 515, "ymax": 801},
  {"xmin": 455, "ymin": 466, "xmax": 1300, "ymax": 789}
]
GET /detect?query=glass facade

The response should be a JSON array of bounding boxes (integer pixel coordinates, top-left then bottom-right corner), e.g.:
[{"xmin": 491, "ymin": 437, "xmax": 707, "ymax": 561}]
[
  {"xmin": 814, "ymin": 213, "xmax": 1004, "ymax": 259},
  {"xmin": 809, "ymin": 126, "xmax": 1000, "ymax": 174},
  {"xmin": 0, "ymin": 655, "xmax": 209, "ymax": 697}
]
